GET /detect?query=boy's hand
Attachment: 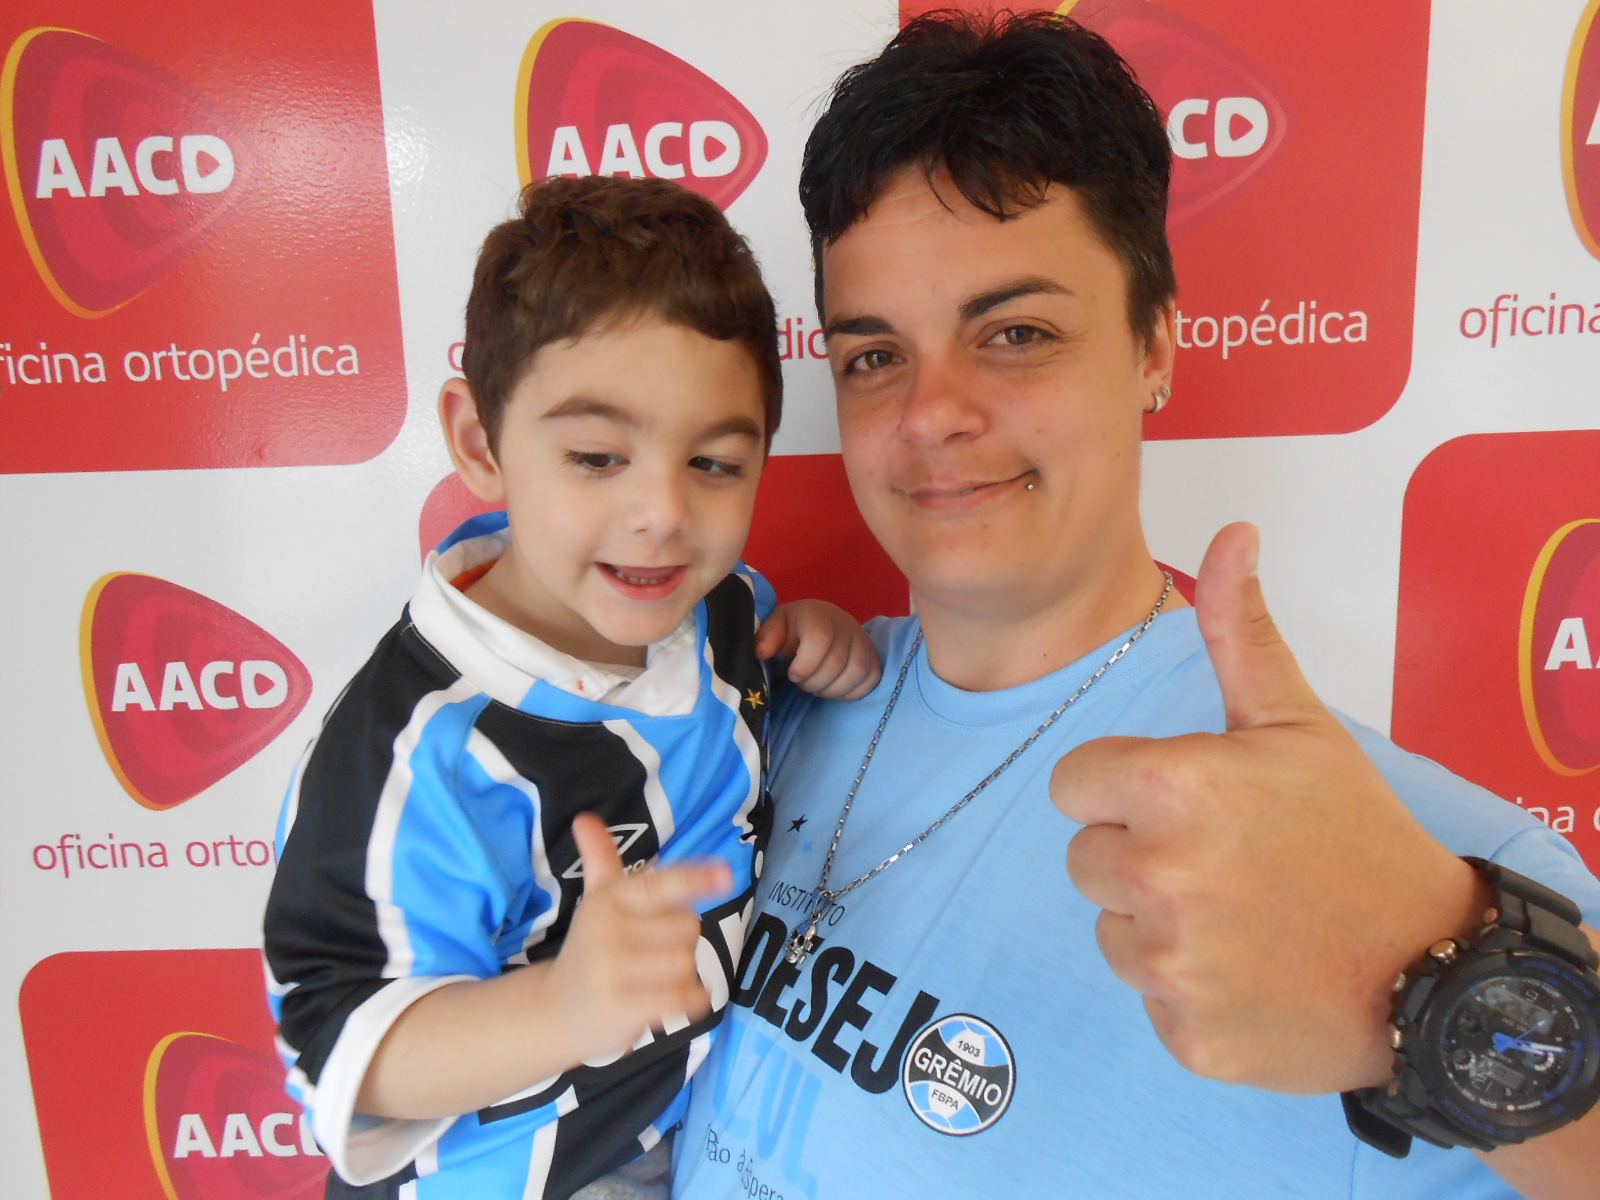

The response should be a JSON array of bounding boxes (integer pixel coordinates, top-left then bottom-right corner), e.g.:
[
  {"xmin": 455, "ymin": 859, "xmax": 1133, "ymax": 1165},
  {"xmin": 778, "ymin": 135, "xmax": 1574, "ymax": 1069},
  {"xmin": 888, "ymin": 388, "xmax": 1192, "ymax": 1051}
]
[
  {"xmin": 545, "ymin": 813, "xmax": 731, "ymax": 1065},
  {"xmin": 757, "ymin": 599, "xmax": 882, "ymax": 700}
]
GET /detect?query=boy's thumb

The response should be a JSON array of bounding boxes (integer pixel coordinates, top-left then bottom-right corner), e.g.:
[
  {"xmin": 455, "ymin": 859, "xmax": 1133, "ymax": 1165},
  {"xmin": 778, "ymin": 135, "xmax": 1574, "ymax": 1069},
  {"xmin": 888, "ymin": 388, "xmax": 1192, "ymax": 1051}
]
[{"xmin": 571, "ymin": 812, "xmax": 624, "ymax": 888}]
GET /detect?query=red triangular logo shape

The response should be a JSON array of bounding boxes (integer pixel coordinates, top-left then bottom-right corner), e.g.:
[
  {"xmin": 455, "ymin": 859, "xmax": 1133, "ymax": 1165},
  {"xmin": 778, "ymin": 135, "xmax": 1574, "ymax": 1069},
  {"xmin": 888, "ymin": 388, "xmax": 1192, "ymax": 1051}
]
[
  {"xmin": 517, "ymin": 19, "xmax": 767, "ymax": 210},
  {"xmin": 81, "ymin": 573, "xmax": 310, "ymax": 810},
  {"xmin": 2, "ymin": 27, "xmax": 250, "ymax": 316},
  {"xmin": 1071, "ymin": 0, "xmax": 1290, "ymax": 237},
  {"xmin": 1564, "ymin": 2, "xmax": 1600, "ymax": 260},
  {"xmin": 1522, "ymin": 520, "xmax": 1600, "ymax": 775},
  {"xmin": 146, "ymin": 1032, "xmax": 327, "ymax": 1200}
]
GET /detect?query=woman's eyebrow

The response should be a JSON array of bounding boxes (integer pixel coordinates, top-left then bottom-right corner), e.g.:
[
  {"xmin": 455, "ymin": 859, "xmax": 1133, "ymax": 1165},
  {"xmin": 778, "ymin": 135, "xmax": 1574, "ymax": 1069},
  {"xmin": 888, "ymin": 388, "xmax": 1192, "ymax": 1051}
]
[
  {"xmin": 824, "ymin": 314, "xmax": 896, "ymax": 339},
  {"xmin": 958, "ymin": 276, "xmax": 1074, "ymax": 322}
]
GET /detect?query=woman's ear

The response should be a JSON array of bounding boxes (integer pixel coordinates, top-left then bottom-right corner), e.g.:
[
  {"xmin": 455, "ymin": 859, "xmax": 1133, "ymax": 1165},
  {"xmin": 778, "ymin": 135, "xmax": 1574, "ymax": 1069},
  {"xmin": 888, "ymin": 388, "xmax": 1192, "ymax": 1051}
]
[
  {"xmin": 1139, "ymin": 304, "xmax": 1177, "ymax": 401},
  {"xmin": 438, "ymin": 379, "xmax": 504, "ymax": 504}
]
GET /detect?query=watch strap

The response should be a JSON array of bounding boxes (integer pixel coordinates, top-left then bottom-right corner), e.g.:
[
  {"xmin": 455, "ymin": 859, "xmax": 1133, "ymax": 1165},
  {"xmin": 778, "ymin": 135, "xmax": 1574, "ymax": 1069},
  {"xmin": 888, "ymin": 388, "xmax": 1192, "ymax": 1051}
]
[
  {"xmin": 1467, "ymin": 856, "xmax": 1598, "ymax": 968},
  {"xmin": 1343, "ymin": 857, "xmax": 1596, "ymax": 1158}
]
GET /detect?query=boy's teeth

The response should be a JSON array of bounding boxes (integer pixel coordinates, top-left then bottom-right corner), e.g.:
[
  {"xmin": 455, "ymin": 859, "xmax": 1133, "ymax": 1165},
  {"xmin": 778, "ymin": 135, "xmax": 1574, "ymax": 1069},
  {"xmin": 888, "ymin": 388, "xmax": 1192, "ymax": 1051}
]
[{"xmin": 611, "ymin": 566, "xmax": 673, "ymax": 585}]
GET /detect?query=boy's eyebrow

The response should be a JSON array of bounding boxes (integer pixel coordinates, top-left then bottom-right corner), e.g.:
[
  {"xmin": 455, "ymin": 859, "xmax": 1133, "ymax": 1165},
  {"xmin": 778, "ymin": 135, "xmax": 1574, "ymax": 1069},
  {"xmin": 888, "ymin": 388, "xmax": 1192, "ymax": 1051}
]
[
  {"xmin": 542, "ymin": 396, "xmax": 636, "ymax": 425},
  {"xmin": 540, "ymin": 397, "xmax": 761, "ymax": 442},
  {"xmin": 825, "ymin": 276, "xmax": 1074, "ymax": 339},
  {"xmin": 698, "ymin": 415, "xmax": 763, "ymax": 442}
]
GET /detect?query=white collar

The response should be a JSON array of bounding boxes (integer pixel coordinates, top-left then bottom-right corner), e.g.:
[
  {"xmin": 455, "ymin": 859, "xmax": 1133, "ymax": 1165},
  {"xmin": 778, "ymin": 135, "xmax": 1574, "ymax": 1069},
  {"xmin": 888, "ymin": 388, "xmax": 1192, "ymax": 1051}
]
[{"xmin": 409, "ymin": 525, "xmax": 701, "ymax": 717}]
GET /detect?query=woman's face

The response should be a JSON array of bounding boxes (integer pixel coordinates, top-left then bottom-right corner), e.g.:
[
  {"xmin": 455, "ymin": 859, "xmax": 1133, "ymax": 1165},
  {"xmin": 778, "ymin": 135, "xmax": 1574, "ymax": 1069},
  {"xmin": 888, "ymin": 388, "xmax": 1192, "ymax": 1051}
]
[{"xmin": 821, "ymin": 169, "xmax": 1174, "ymax": 627}]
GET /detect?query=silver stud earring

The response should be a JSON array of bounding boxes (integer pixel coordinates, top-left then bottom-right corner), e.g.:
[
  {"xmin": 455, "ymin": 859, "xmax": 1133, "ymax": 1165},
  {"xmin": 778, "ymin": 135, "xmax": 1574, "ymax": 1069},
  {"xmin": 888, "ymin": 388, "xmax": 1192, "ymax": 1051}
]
[
  {"xmin": 1025, "ymin": 482, "xmax": 1035, "ymax": 491},
  {"xmin": 1147, "ymin": 384, "xmax": 1171, "ymax": 415}
]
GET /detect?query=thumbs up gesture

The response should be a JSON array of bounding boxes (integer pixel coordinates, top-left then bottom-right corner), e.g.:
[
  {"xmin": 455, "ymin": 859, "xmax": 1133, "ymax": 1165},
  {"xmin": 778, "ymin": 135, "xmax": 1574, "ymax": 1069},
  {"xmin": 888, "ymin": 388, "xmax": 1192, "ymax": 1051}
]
[
  {"xmin": 1051, "ymin": 523, "xmax": 1486, "ymax": 1094},
  {"xmin": 545, "ymin": 813, "xmax": 732, "ymax": 1065}
]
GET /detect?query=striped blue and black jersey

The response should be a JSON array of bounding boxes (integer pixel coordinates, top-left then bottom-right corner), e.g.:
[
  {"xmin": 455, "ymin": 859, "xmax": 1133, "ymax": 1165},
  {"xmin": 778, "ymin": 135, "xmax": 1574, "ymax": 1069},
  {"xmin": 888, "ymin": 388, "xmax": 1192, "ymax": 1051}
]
[{"xmin": 263, "ymin": 514, "xmax": 774, "ymax": 1199}]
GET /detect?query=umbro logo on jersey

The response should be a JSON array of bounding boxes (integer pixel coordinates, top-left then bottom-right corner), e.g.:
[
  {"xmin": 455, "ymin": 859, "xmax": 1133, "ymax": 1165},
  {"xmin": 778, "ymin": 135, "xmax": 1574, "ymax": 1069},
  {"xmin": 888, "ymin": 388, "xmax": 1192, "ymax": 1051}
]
[
  {"xmin": 517, "ymin": 19, "xmax": 767, "ymax": 209},
  {"xmin": 81, "ymin": 573, "xmax": 311, "ymax": 810},
  {"xmin": 1520, "ymin": 519, "xmax": 1600, "ymax": 776},
  {"xmin": 146, "ymin": 1031, "xmax": 327, "ymax": 1198},
  {"xmin": 902, "ymin": 1014, "xmax": 1015, "ymax": 1136},
  {"xmin": 1, "ymin": 28, "xmax": 248, "ymax": 316},
  {"xmin": 562, "ymin": 822, "xmax": 650, "ymax": 877},
  {"xmin": 1066, "ymin": 0, "xmax": 1288, "ymax": 236},
  {"xmin": 1564, "ymin": 0, "xmax": 1600, "ymax": 258}
]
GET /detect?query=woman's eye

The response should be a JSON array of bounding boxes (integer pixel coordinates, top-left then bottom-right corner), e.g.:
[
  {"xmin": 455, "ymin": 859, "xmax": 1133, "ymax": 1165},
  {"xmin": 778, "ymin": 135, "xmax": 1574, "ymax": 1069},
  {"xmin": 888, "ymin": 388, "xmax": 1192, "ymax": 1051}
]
[
  {"xmin": 690, "ymin": 456, "xmax": 744, "ymax": 478},
  {"xmin": 566, "ymin": 450, "xmax": 624, "ymax": 472},
  {"xmin": 843, "ymin": 347, "xmax": 898, "ymax": 375},
  {"xmin": 989, "ymin": 324, "xmax": 1049, "ymax": 347}
]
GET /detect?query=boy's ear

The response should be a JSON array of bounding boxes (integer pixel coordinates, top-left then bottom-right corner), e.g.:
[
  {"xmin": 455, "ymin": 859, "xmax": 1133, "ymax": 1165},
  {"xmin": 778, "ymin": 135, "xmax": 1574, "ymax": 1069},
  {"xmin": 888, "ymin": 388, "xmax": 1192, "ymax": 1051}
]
[{"xmin": 439, "ymin": 378, "xmax": 505, "ymax": 505}]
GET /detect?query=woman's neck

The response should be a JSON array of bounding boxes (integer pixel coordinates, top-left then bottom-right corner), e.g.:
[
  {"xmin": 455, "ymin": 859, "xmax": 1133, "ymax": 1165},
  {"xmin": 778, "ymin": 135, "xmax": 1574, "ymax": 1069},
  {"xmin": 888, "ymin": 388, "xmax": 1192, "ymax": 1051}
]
[{"xmin": 914, "ymin": 555, "xmax": 1184, "ymax": 693}]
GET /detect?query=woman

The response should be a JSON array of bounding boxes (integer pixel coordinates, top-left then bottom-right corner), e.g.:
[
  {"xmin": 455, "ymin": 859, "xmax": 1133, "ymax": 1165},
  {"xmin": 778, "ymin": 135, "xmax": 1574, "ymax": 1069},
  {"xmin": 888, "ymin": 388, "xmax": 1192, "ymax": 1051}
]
[{"xmin": 672, "ymin": 13, "xmax": 1600, "ymax": 1200}]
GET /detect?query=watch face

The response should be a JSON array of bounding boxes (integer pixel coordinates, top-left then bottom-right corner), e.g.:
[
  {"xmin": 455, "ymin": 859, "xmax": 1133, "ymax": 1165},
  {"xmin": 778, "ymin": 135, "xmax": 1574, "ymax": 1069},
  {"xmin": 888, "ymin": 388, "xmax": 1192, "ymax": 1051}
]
[{"xmin": 1431, "ymin": 955, "xmax": 1600, "ymax": 1129}]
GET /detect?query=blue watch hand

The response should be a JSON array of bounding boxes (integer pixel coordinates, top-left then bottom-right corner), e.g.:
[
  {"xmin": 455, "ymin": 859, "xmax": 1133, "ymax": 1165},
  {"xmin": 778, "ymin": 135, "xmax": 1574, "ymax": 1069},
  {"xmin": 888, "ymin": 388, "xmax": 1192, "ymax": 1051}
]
[{"xmin": 1493, "ymin": 1032, "xmax": 1563, "ymax": 1056}]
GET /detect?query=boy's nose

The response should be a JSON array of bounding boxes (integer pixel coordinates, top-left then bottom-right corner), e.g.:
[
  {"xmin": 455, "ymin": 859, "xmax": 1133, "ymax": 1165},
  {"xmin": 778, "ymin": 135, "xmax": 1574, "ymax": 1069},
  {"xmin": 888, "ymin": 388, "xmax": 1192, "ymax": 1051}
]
[{"xmin": 625, "ymin": 469, "xmax": 690, "ymax": 538}]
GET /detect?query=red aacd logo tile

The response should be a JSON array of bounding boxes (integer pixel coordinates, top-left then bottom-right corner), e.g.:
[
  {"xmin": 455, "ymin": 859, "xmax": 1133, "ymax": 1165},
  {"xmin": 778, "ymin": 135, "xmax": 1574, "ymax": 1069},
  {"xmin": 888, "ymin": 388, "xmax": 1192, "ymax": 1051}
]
[
  {"xmin": 1394, "ymin": 432, "xmax": 1600, "ymax": 874},
  {"xmin": 22, "ymin": 950, "xmax": 328, "ymax": 1200},
  {"xmin": 0, "ymin": 0, "xmax": 405, "ymax": 472},
  {"xmin": 518, "ymin": 19, "xmax": 767, "ymax": 209},
  {"xmin": 82, "ymin": 573, "xmax": 311, "ymax": 810}
]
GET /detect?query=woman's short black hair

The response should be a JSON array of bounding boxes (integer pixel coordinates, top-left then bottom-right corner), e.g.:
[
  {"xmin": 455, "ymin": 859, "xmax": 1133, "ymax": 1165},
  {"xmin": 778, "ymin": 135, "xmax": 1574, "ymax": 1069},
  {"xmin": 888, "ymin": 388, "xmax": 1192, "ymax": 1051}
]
[{"xmin": 799, "ymin": 8, "xmax": 1176, "ymax": 344}]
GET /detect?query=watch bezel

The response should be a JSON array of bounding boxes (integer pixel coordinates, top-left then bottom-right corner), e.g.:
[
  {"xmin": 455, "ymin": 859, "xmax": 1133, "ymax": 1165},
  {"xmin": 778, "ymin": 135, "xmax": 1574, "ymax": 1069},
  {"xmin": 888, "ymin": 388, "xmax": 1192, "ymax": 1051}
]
[{"xmin": 1400, "ymin": 946, "xmax": 1600, "ymax": 1143}]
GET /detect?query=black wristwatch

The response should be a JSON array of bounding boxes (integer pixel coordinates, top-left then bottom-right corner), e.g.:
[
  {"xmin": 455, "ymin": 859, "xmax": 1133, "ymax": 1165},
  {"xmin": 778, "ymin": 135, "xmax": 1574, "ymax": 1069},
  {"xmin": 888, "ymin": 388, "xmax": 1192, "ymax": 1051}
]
[{"xmin": 1342, "ymin": 857, "xmax": 1600, "ymax": 1157}]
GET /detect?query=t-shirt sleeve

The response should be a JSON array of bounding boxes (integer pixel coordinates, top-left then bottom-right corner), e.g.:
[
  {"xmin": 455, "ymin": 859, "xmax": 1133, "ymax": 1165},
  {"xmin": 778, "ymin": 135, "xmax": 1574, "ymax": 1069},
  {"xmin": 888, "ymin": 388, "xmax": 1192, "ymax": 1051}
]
[
  {"xmin": 1343, "ymin": 716, "xmax": 1600, "ymax": 924},
  {"xmin": 263, "ymin": 678, "xmax": 546, "ymax": 1185}
]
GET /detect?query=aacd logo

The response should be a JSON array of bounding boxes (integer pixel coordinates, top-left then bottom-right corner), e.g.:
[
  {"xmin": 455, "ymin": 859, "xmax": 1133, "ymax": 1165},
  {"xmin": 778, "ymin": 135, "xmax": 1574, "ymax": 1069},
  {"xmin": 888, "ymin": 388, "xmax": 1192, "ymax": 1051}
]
[
  {"xmin": 1065, "ymin": 0, "xmax": 1289, "ymax": 236},
  {"xmin": 81, "ymin": 573, "xmax": 311, "ymax": 810},
  {"xmin": 1564, "ymin": 0, "xmax": 1600, "ymax": 259},
  {"xmin": 517, "ymin": 19, "xmax": 767, "ymax": 209},
  {"xmin": 22, "ymin": 950, "xmax": 326, "ymax": 1200},
  {"xmin": 1521, "ymin": 519, "xmax": 1600, "ymax": 776},
  {"xmin": 146, "ymin": 1032, "xmax": 326, "ymax": 1200},
  {"xmin": 1, "ymin": 28, "xmax": 247, "ymax": 316}
]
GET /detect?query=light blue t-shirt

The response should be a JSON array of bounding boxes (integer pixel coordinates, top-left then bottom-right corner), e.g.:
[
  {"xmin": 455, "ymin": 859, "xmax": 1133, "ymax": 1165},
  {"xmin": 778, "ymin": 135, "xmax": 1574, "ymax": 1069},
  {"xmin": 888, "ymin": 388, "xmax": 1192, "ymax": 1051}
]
[{"xmin": 673, "ymin": 610, "xmax": 1600, "ymax": 1200}]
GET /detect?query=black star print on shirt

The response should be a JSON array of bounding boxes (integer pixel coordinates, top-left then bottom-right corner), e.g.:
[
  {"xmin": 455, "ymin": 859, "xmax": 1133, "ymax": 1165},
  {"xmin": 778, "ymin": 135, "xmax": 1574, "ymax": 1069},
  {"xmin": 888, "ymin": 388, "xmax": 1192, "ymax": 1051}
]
[{"xmin": 788, "ymin": 816, "xmax": 807, "ymax": 833}]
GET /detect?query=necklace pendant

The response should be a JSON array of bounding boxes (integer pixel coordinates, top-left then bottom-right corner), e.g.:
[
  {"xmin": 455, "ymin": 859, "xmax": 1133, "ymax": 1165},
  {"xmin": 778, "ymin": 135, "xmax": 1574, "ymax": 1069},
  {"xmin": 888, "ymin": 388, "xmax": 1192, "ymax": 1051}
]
[
  {"xmin": 784, "ymin": 910, "xmax": 826, "ymax": 966},
  {"xmin": 784, "ymin": 926, "xmax": 818, "ymax": 966}
]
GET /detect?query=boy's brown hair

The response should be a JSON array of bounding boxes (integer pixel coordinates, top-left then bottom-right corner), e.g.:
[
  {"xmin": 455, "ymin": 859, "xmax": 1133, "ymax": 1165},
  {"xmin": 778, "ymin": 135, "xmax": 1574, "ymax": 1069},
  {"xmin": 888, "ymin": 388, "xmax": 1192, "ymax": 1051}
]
[{"xmin": 463, "ymin": 175, "xmax": 783, "ymax": 448}]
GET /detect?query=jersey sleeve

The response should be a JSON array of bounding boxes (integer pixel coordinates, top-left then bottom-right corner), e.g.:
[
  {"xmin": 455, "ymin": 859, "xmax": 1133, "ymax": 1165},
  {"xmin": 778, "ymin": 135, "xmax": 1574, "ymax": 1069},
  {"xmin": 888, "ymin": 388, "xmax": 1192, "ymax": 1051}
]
[
  {"xmin": 733, "ymin": 561, "xmax": 778, "ymax": 623},
  {"xmin": 264, "ymin": 658, "xmax": 548, "ymax": 1186}
]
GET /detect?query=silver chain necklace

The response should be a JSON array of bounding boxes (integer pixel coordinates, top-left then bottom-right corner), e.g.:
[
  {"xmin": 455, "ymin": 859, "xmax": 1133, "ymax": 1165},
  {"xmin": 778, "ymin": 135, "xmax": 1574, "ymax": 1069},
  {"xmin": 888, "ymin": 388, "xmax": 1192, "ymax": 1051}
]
[{"xmin": 783, "ymin": 572, "xmax": 1175, "ymax": 966}]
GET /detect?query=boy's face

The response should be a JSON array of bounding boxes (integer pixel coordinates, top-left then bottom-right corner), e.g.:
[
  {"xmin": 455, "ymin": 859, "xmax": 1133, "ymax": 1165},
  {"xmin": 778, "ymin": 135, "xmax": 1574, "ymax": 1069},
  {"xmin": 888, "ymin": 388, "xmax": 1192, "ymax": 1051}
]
[{"xmin": 446, "ymin": 316, "xmax": 767, "ymax": 666}]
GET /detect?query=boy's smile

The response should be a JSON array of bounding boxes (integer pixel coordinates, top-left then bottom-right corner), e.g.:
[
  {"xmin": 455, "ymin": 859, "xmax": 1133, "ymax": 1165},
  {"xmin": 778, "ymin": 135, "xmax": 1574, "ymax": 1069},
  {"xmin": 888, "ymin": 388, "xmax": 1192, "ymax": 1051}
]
[{"xmin": 443, "ymin": 316, "xmax": 767, "ymax": 667}]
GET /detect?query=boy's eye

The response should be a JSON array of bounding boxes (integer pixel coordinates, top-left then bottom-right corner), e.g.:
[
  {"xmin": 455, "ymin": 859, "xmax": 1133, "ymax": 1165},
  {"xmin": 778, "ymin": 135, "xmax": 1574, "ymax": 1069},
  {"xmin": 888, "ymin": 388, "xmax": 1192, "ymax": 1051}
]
[
  {"xmin": 842, "ymin": 347, "xmax": 899, "ymax": 375},
  {"xmin": 566, "ymin": 450, "xmax": 625, "ymax": 472},
  {"xmin": 689, "ymin": 456, "xmax": 743, "ymax": 478}
]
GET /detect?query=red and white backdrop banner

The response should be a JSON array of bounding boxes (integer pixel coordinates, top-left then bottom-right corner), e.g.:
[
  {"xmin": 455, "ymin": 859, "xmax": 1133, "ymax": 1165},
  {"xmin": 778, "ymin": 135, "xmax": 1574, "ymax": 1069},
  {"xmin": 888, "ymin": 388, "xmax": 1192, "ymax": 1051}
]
[{"xmin": 1, "ymin": 1, "xmax": 1596, "ymax": 1195}]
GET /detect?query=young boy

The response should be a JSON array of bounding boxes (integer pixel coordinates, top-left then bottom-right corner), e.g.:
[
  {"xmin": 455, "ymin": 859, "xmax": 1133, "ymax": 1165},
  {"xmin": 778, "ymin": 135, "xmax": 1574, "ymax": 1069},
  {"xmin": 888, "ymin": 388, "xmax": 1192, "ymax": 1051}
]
[{"xmin": 262, "ymin": 175, "xmax": 879, "ymax": 1200}]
